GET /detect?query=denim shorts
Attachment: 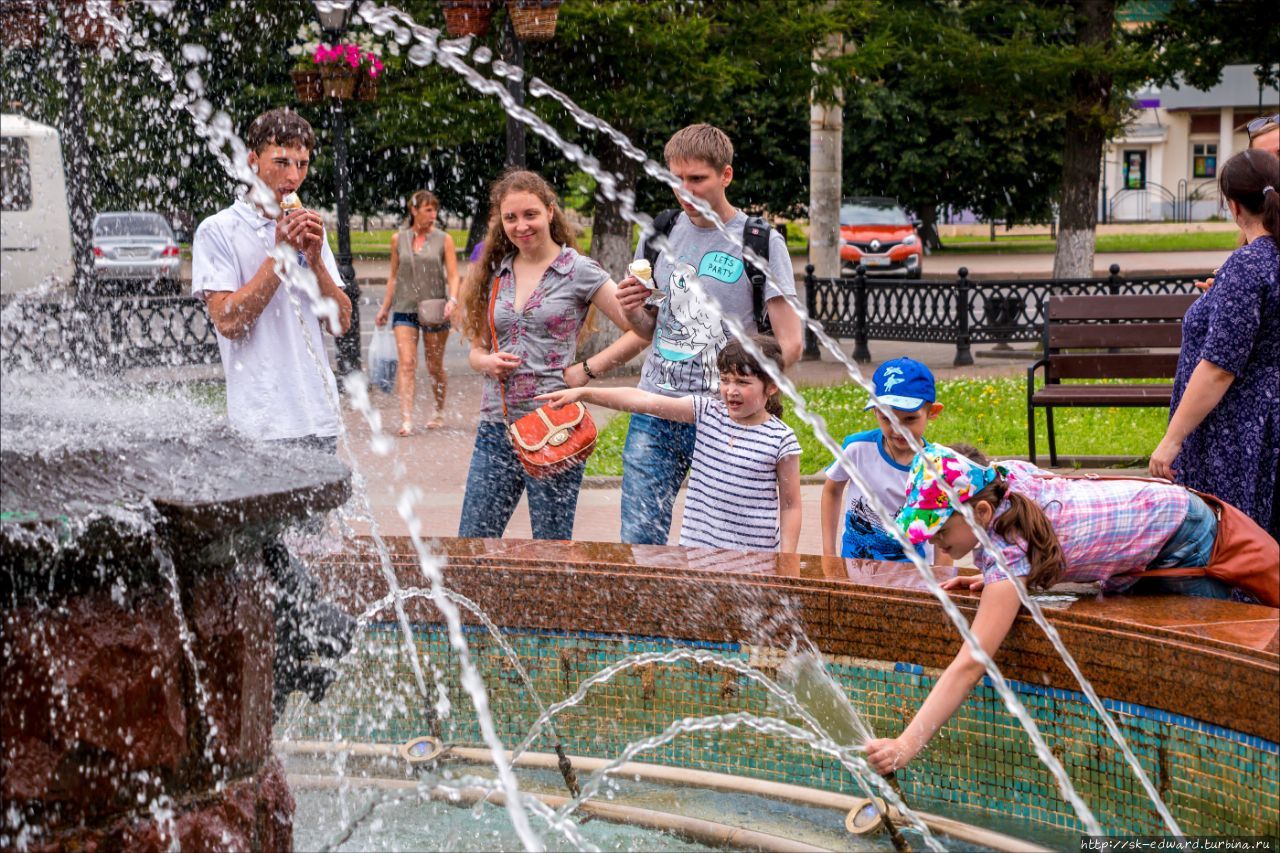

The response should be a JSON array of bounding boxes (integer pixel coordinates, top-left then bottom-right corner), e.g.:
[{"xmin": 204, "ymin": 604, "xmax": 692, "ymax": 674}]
[
  {"xmin": 392, "ymin": 311, "xmax": 449, "ymax": 333},
  {"xmin": 1133, "ymin": 493, "xmax": 1242, "ymax": 600}
]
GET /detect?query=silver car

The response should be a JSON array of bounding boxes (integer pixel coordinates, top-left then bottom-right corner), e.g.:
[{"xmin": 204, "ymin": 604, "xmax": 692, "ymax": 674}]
[{"xmin": 92, "ymin": 212, "xmax": 182, "ymax": 295}]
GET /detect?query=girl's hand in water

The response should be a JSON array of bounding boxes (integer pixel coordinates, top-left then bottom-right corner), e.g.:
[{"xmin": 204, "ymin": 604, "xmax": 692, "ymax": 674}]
[
  {"xmin": 536, "ymin": 388, "xmax": 586, "ymax": 409},
  {"xmin": 865, "ymin": 736, "xmax": 916, "ymax": 776},
  {"xmin": 482, "ymin": 351, "xmax": 522, "ymax": 380},
  {"xmin": 941, "ymin": 573, "xmax": 985, "ymax": 593}
]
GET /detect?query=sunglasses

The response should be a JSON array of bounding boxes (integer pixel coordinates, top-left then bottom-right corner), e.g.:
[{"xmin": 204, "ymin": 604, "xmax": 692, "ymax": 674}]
[{"xmin": 1246, "ymin": 114, "xmax": 1279, "ymax": 136}]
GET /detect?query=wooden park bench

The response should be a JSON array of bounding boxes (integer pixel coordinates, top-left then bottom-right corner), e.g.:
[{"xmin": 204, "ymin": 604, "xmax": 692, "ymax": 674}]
[{"xmin": 1027, "ymin": 293, "xmax": 1199, "ymax": 465}]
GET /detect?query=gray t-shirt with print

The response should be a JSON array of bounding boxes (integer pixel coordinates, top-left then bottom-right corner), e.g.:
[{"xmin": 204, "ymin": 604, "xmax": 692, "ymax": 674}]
[
  {"xmin": 480, "ymin": 246, "xmax": 609, "ymax": 423},
  {"xmin": 634, "ymin": 210, "xmax": 795, "ymax": 397}
]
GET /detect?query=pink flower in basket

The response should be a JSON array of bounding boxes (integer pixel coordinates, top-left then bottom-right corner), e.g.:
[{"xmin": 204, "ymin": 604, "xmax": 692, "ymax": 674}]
[{"xmin": 313, "ymin": 42, "xmax": 384, "ymax": 78}]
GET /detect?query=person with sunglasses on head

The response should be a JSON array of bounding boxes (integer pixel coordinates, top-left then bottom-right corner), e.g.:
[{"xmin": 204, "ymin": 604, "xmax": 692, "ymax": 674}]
[
  {"xmin": 1247, "ymin": 113, "xmax": 1278, "ymax": 156},
  {"xmin": 1195, "ymin": 113, "xmax": 1278, "ymax": 291}
]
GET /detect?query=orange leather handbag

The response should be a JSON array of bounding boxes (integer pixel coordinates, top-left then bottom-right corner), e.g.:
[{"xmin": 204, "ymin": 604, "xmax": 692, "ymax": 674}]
[{"xmin": 488, "ymin": 278, "xmax": 597, "ymax": 479}]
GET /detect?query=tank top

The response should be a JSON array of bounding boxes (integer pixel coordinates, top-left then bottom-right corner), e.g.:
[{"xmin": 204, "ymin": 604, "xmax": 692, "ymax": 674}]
[{"xmin": 391, "ymin": 228, "xmax": 447, "ymax": 312}]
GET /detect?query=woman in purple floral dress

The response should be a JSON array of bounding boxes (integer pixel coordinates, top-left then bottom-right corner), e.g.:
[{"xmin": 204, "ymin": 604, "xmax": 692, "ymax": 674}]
[
  {"xmin": 457, "ymin": 170, "xmax": 651, "ymax": 539},
  {"xmin": 1151, "ymin": 149, "xmax": 1280, "ymax": 541}
]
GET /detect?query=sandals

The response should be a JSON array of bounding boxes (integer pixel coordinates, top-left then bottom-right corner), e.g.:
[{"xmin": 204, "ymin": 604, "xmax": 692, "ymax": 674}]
[
  {"xmin": 398, "ymin": 421, "xmax": 413, "ymax": 437},
  {"xmin": 426, "ymin": 415, "xmax": 445, "ymax": 430}
]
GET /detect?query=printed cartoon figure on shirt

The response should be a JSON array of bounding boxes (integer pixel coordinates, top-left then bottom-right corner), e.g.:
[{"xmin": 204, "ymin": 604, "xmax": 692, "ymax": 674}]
[{"xmin": 653, "ymin": 260, "xmax": 727, "ymax": 391}]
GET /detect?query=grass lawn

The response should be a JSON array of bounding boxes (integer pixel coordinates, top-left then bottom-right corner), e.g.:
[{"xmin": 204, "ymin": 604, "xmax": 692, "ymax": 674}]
[
  {"xmin": 934, "ymin": 230, "xmax": 1238, "ymax": 256},
  {"xmin": 585, "ymin": 376, "xmax": 1168, "ymax": 476}
]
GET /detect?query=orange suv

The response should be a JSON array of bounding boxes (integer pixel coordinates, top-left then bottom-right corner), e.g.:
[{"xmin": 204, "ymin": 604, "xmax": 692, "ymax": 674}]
[{"xmin": 839, "ymin": 197, "xmax": 923, "ymax": 279}]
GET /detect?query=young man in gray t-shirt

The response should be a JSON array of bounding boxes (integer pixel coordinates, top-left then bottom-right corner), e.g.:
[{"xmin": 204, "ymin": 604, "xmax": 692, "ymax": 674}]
[{"xmin": 616, "ymin": 124, "xmax": 802, "ymax": 545}]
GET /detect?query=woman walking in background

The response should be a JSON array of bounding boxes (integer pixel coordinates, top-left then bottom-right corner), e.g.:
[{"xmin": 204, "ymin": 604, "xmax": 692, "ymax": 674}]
[
  {"xmin": 1149, "ymin": 149, "xmax": 1280, "ymax": 541},
  {"xmin": 375, "ymin": 190, "xmax": 459, "ymax": 435}
]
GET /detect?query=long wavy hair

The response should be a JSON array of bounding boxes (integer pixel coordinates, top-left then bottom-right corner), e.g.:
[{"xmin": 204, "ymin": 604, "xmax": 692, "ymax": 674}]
[
  {"xmin": 461, "ymin": 169, "xmax": 580, "ymax": 343},
  {"xmin": 971, "ymin": 475, "xmax": 1066, "ymax": 590}
]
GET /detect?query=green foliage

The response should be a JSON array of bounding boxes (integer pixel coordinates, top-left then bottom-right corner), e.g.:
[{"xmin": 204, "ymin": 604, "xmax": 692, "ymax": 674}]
[
  {"xmin": 1127, "ymin": 0, "xmax": 1280, "ymax": 90},
  {"xmin": 585, "ymin": 376, "xmax": 1168, "ymax": 476}
]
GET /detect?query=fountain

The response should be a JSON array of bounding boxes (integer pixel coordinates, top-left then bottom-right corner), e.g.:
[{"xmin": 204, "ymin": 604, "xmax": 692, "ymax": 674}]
[
  {"xmin": 2, "ymin": 1, "xmax": 1277, "ymax": 850},
  {"xmin": 0, "ymin": 375, "xmax": 351, "ymax": 849}
]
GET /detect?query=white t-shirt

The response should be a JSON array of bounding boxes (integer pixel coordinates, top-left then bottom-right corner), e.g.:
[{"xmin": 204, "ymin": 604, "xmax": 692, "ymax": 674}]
[
  {"xmin": 191, "ymin": 199, "xmax": 342, "ymax": 441},
  {"xmin": 825, "ymin": 428, "xmax": 933, "ymax": 563},
  {"xmin": 680, "ymin": 397, "xmax": 801, "ymax": 552}
]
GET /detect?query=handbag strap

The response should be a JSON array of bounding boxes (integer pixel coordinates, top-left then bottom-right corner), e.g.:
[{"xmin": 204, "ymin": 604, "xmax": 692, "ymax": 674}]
[
  {"xmin": 1026, "ymin": 471, "xmax": 1208, "ymax": 579},
  {"xmin": 486, "ymin": 275, "xmax": 509, "ymax": 421}
]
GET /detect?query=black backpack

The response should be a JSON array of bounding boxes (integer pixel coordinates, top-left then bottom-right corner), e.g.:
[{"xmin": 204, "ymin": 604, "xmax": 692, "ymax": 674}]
[{"xmin": 641, "ymin": 209, "xmax": 774, "ymax": 334}]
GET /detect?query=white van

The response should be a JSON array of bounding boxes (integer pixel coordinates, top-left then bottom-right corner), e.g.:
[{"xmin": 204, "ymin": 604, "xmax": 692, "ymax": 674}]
[{"xmin": 1, "ymin": 113, "xmax": 74, "ymax": 295}]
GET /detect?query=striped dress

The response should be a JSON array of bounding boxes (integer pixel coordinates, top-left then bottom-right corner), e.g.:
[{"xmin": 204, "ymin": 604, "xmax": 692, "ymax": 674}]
[{"xmin": 679, "ymin": 397, "xmax": 801, "ymax": 552}]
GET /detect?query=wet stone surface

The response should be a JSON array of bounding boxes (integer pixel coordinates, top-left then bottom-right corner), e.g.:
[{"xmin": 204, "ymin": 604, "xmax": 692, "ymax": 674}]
[{"xmin": 0, "ymin": 375, "xmax": 348, "ymax": 849}]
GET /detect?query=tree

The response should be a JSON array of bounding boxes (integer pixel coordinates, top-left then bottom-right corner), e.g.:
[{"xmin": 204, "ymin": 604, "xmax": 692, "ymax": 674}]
[{"xmin": 840, "ymin": 1, "xmax": 1070, "ymax": 250}]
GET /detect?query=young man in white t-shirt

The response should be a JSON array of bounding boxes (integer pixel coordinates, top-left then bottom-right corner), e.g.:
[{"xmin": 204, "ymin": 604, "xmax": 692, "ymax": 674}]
[
  {"xmin": 192, "ymin": 107, "xmax": 352, "ymax": 450},
  {"xmin": 820, "ymin": 358, "xmax": 946, "ymax": 564},
  {"xmin": 191, "ymin": 108, "xmax": 355, "ymax": 716}
]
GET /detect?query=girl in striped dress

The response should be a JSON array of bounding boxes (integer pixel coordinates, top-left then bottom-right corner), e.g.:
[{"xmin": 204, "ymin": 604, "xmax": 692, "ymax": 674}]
[{"xmin": 539, "ymin": 336, "xmax": 801, "ymax": 552}]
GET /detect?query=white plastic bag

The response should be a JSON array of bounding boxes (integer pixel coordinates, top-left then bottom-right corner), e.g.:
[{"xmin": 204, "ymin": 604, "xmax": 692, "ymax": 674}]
[{"xmin": 368, "ymin": 325, "xmax": 397, "ymax": 393}]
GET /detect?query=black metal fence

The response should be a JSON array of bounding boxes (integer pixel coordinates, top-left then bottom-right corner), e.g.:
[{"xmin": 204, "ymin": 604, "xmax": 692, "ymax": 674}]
[
  {"xmin": 0, "ymin": 296, "xmax": 219, "ymax": 373},
  {"xmin": 803, "ymin": 264, "xmax": 1202, "ymax": 366}
]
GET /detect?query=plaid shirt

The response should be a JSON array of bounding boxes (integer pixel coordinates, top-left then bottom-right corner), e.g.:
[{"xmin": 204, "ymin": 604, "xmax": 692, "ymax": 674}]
[{"xmin": 976, "ymin": 474, "xmax": 1190, "ymax": 590}]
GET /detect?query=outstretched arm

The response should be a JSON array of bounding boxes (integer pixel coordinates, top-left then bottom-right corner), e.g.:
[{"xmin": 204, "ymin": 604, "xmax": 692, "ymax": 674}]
[
  {"xmin": 864, "ymin": 579, "xmax": 1022, "ymax": 774},
  {"xmin": 537, "ymin": 386, "xmax": 695, "ymax": 423}
]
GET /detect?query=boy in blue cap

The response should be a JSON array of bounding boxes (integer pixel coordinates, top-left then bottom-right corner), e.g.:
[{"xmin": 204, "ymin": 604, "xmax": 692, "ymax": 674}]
[{"xmin": 820, "ymin": 357, "xmax": 946, "ymax": 563}]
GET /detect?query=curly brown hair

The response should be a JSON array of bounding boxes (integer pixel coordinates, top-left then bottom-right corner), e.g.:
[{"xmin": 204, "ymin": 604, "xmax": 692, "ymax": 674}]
[{"xmin": 460, "ymin": 170, "xmax": 580, "ymax": 343}]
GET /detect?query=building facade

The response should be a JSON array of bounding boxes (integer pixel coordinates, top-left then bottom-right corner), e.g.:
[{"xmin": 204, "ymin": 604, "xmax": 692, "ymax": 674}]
[{"xmin": 1102, "ymin": 64, "xmax": 1278, "ymax": 222}]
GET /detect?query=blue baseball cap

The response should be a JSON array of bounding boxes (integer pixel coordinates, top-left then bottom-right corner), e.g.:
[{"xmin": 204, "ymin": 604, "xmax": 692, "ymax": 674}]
[{"xmin": 863, "ymin": 357, "xmax": 936, "ymax": 411}]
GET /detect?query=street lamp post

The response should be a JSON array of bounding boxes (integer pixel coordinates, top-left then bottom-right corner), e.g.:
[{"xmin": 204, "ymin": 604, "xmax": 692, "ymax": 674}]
[
  {"xmin": 503, "ymin": 15, "xmax": 525, "ymax": 168},
  {"xmin": 316, "ymin": 2, "xmax": 361, "ymax": 378}
]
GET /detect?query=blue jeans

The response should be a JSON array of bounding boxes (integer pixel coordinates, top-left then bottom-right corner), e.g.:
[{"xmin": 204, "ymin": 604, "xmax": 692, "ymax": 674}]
[
  {"xmin": 458, "ymin": 420, "xmax": 585, "ymax": 541},
  {"xmin": 1135, "ymin": 493, "xmax": 1234, "ymax": 599},
  {"xmin": 620, "ymin": 413, "xmax": 697, "ymax": 545}
]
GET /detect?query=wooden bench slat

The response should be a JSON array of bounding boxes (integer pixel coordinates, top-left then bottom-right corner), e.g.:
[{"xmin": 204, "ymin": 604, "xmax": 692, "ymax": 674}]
[
  {"xmin": 1047, "ymin": 293, "xmax": 1198, "ymax": 321},
  {"xmin": 1048, "ymin": 322, "xmax": 1184, "ymax": 349},
  {"xmin": 1032, "ymin": 384, "xmax": 1174, "ymax": 405},
  {"xmin": 1047, "ymin": 353, "xmax": 1180, "ymax": 380}
]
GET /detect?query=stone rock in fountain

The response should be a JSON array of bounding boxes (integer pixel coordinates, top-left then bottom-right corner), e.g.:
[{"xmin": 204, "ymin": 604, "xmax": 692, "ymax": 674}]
[{"xmin": 1, "ymin": 420, "xmax": 350, "ymax": 851}]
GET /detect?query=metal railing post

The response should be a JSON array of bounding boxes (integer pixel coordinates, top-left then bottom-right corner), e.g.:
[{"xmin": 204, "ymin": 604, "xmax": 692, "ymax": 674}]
[
  {"xmin": 954, "ymin": 267, "xmax": 973, "ymax": 366},
  {"xmin": 852, "ymin": 265, "xmax": 871, "ymax": 363},
  {"xmin": 1107, "ymin": 263, "xmax": 1123, "ymax": 296},
  {"xmin": 802, "ymin": 264, "xmax": 820, "ymax": 360}
]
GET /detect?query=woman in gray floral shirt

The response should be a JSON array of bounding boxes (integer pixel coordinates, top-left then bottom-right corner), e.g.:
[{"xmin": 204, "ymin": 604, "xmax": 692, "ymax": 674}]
[{"xmin": 458, "ymin": 170, "xmax": 651, "ymax": 539}]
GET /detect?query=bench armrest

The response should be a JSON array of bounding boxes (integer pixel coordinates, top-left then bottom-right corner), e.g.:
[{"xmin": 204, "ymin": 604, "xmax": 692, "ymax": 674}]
[{"xmin": 1026, "ymin": 357, "xmax": 1049, "ymax": 390}]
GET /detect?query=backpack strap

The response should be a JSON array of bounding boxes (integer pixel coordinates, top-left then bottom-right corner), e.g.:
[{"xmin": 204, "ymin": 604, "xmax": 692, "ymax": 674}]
[
  {"xmin": 641, "ymin": 208, "xmax": 681, "ymax": 271},
  {"xmin": 743, "ymin": 215, "xmax": 772, "ymax": 333}
]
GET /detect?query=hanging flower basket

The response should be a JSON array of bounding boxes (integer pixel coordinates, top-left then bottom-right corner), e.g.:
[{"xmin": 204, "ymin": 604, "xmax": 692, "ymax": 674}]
[
  {"xmin": 291, "ymin": 69, "xmax": 323, "ymax": 104},
  {"xmin": 441, "ymin": 0, "xmax": 495, "ymax": 38},
  {"xmin": 506, "ymin": 0, "xmax": 560, "ymax": 41},
  {"xmin": 60, "ymin": 0, "xmax": 122, "ymax": 49},
  {"xmin": 319, "ymin": 64, "xmax": 358, "ymax": 100},
  {"xmin": 355, "ymin": 72, "xmax": 378, "ymax": 102},
  {"xmin": 1, "ymin": 1, "xmax": 44, "ymax": 50}
]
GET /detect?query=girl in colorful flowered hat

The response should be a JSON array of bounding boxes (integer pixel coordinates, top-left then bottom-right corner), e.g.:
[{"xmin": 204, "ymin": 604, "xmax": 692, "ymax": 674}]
[{"xmin": 864, "ymin": 442, "xmax": 1264, "ymax": 777}]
